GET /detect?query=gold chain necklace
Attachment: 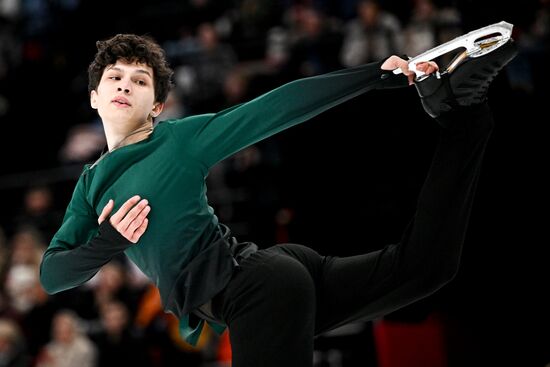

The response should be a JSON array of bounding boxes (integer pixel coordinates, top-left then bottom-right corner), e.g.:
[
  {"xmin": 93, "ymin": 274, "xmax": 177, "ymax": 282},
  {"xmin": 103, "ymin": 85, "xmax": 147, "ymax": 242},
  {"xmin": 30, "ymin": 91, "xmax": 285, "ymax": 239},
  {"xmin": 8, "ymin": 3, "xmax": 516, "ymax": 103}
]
[{"xmin": 90, "ymin": 126, "xmax": 153, "ymax": 168}]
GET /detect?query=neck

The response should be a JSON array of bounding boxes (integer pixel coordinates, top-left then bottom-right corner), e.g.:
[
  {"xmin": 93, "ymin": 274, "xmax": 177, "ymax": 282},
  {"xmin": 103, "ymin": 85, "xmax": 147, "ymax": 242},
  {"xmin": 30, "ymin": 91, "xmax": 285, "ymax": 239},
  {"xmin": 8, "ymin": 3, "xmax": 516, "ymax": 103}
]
[{"xmin": 106, "ymin": 123, "xmax": 154, "ymax": 152}]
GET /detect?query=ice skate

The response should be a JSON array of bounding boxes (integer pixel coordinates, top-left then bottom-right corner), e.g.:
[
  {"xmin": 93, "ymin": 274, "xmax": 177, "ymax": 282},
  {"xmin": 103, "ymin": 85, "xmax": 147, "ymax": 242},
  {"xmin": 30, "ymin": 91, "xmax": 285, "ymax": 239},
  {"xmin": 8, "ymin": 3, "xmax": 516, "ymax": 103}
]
[{"xmin": 406, "ymin": 21, "xmax": 518, "ymax": 118}]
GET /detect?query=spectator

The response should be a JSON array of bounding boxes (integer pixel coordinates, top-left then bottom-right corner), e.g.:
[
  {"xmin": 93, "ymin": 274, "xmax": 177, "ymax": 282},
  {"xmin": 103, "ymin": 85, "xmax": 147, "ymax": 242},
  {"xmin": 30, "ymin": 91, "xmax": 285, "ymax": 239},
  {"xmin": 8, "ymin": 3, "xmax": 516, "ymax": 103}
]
[
  {"xmin": 403, "ymin": 0, "xmax": 462, "ymax": 63},
  {"xmin": 0, "ymin": 318, "xmax": 31, "ymax": 367},
  {"xmin": 12, "ymin": 187, "xmax": 63, "ymax": 242},
  {"xmin": 35, "ymin": 310, "xmax": 96, "ymax": 367},
  {"xmin": 283, "ymin": 6, "xmax": 343, "ymax": 78},
  {"xmin": 58, "ymin": 121, "xmax": 106, "ymax": 164},
  {"xmin": 90, "ymin": 301, "xmax": 150, "ymax": 367},
  {"xmin": 340, "ymin": 0, "xmax": 403, "ymax": 66},
  {"xmin": 173, "ymin": 22, "xmax": 237, "ymax": 113}
]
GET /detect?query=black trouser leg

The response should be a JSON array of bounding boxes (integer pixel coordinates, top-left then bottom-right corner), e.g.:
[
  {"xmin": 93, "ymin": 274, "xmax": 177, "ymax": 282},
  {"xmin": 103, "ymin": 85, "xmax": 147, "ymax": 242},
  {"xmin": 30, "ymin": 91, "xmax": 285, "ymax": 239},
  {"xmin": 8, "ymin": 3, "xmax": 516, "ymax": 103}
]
[
  {"xmin": 315, "ymin": 103, "xmax": 494, "ymax": 333},
  {"xmin": 214, "ymin": 247, "xmax": 318, "ymax": 367},
  {"xmin": 213, "ymin": 103, "xmax": 494, "ymax": 366}
]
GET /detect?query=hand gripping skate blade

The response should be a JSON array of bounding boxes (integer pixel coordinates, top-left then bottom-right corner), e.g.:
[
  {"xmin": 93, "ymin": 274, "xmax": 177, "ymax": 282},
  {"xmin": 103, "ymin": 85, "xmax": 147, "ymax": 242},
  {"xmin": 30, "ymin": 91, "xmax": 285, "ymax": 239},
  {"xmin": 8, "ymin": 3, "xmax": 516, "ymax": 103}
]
[{"xmin": 393, "ymin": 20, "xmax": 513, "ymax": 77}]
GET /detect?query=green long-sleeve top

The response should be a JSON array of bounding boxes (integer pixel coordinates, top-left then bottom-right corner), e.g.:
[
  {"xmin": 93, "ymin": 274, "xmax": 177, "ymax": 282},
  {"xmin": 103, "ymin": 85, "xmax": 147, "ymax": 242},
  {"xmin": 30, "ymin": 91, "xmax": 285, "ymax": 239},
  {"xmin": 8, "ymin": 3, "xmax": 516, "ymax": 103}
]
[{"xmin": 39, "ymin": 59, "xmax": 407, "ymax": 345}]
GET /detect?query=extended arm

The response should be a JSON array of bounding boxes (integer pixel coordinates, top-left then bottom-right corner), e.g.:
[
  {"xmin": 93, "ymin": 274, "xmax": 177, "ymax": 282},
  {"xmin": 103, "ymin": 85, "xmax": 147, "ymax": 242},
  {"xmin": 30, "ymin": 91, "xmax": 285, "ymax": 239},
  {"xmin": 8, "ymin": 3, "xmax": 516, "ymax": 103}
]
[
  {"xmin": 40, "ymin": 220, "xmax": 133, "ymax": 294},
  {"xmin": 181, "ymin": 58, "xmax": 410, "ymax": 168}
]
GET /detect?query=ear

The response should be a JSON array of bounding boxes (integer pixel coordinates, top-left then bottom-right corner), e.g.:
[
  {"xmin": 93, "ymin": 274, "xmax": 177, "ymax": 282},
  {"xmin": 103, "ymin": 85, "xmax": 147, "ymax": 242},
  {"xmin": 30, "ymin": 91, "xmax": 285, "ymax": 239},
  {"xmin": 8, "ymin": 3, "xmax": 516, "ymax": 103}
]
[
  {"xmin": 151, "ymin": 103, "xmax": 164, "ymax": 118},
  {"xmin": 90, "ymin": 90, "xmax": 98, "ymax": 109}
]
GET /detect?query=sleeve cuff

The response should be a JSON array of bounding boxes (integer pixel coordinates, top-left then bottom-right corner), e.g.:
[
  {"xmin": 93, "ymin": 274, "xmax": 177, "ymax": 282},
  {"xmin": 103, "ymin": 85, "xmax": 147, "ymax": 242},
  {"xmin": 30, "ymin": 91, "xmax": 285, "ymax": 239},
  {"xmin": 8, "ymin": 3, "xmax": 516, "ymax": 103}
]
[{"xmin": 97, "ymin": 220, "xmax": 133, "ymax": 247}]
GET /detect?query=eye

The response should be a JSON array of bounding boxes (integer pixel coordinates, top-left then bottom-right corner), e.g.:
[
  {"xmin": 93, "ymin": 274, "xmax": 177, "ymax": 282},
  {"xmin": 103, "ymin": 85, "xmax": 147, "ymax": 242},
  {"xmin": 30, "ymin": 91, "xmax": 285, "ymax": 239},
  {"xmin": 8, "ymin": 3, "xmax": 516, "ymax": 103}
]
[
  {"xmin": 136, "ymin": 80, "xmax": 146, "ymax": 86},
  {"xmin": 108, "ymin": 76, "xmax": 121, "ymax": 81}
]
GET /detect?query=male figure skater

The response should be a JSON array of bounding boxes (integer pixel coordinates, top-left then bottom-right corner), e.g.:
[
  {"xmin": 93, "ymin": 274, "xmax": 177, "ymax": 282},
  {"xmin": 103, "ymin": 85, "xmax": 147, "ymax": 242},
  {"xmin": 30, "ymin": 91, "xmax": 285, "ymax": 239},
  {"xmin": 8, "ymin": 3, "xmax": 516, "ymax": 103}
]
[{"xmin": 40, "ymin": 33, "xmax": 517, "ymax": 366}]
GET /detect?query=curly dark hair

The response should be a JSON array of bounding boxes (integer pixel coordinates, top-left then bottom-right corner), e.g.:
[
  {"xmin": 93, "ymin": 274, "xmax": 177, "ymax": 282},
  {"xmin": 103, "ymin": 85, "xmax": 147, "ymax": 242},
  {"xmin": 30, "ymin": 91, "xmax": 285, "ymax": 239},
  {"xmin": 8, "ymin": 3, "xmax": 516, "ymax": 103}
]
[{"xmin": 88, "ymin": 34, "xmax": 174, "ymax": 104}]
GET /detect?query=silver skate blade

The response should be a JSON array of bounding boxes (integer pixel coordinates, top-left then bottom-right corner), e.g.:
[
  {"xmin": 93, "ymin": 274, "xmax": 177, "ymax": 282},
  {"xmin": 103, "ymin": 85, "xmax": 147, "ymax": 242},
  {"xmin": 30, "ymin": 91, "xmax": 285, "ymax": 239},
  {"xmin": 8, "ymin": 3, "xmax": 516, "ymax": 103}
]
[{"xmin": 393, "ymin": 20, "xmax": 513, "ymax": 77}]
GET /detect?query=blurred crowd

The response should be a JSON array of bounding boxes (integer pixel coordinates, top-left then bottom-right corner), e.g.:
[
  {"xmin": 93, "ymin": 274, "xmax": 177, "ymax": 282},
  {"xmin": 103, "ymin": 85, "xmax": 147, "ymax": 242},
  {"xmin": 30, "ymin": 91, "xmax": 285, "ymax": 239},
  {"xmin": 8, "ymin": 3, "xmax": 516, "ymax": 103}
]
[{"xmin": 0, "ymin": 0, "xmax": 548, "ymax": 366}]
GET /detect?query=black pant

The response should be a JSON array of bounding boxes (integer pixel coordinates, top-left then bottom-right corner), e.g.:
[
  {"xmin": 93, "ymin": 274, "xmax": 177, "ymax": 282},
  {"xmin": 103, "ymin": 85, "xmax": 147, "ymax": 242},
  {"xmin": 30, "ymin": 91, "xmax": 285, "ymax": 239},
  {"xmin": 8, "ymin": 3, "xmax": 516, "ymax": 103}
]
[{"xmin": 212, "ymin": 103, "xmax": 494, "ymax": 367}]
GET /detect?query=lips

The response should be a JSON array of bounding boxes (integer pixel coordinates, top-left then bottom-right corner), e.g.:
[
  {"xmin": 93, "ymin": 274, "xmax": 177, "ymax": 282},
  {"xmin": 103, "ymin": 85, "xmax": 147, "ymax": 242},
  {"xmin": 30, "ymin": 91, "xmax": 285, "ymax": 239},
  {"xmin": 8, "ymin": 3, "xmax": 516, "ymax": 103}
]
[{"xmin": 112, "ymin": 96, "xmax": 131, "ymax": 106}]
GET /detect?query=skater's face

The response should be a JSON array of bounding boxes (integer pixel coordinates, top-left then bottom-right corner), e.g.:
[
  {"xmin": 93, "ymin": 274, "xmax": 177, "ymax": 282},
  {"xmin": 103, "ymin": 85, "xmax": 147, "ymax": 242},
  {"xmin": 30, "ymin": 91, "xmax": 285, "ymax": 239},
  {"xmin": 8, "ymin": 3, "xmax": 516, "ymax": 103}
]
[{"xmin": 90, "ymin": 60, "xmax": 163, "ymax": 126}]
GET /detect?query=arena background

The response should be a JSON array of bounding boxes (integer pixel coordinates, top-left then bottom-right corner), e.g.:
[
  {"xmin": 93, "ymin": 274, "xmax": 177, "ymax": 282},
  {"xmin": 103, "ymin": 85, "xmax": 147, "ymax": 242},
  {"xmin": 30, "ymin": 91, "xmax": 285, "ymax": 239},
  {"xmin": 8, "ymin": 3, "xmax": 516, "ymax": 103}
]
[{"xmin": 0, "ymin": 0, "xmax": 548, "ymax": 366}]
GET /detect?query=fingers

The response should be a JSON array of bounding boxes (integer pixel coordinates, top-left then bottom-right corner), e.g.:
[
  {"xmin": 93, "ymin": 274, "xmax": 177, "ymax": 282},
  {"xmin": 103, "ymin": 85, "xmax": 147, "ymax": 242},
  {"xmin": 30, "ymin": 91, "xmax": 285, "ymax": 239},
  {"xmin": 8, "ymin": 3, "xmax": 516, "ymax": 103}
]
[
  {"xmin": 398, "ymin": 61, "xmax": 416, "ymax": 86},
  {"xmin": 98, "ymin": 199, "xmax": 114, "ymax": 224},
  {"xmin": 130, "ymin": 218, "xmax": 149, "ymax": 243},
  {"xmin": 381, "ymin": 55, "xmax": 413, "ymax": 74},
  {"xmin": 380, "ymin": 56, "xmax": 440, "ymax": 81},
  {"xmin": 380, "ymin": 55, "xmax": 415, "ymax": 85},
  {"xmin": 123, "ymin": 202, "xmax": 151, "ymax": 235},
  {"xmin": 109, "ymin": 196, "xmax": 151, "ymax": 244},
  {"xmin": 416, "ymin": 61, "xmax": 439, "ymax": 75},
  {"xmin": 110, "ymin": 195, "xmax": 142, "ymax": 224}
]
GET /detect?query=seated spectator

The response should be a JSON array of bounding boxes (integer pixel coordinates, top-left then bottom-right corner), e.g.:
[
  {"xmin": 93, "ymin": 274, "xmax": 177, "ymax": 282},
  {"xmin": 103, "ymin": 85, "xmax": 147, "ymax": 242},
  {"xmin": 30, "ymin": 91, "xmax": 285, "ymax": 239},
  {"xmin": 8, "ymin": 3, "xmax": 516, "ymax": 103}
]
[
  {"xmin": 340, "ymin": 0, "xmax": 403, "ymax": 66},
  {"xmin": 35, "ymin": 310, "xmax": 96, "ymax": 367},
  {"xmin": 0, "ymin": 318, "xmax": 31, "ymax": 367},
  {"xmin": 89, "ymin": 301, "xmax": 150, "ymax": 367}
]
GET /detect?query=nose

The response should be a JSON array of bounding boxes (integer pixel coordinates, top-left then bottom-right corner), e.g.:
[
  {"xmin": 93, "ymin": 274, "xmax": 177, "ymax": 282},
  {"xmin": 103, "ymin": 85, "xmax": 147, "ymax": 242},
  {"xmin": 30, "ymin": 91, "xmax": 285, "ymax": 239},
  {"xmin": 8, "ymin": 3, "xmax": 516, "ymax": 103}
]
[{"xmin": 117, "ymin": 87, "xmax": 130, "ymax": 94}]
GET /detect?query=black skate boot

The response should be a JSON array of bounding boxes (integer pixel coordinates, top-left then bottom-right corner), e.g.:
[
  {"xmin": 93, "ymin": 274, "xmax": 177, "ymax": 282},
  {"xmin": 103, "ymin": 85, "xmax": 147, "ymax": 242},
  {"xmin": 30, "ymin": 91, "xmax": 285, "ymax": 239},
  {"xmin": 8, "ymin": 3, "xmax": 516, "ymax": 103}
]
[{"xmin": 415, "ymin": 39, "xmax": 518, "ymax": 118}]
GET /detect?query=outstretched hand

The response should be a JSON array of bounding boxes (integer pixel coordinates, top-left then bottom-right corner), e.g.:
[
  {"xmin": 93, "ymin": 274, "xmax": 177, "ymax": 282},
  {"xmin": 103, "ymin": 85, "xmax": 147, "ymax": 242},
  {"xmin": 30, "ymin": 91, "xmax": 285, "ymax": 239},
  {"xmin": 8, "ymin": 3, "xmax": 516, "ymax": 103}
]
[
  {"xmin": 98, "ymin": 196, "xmax": 151, "ymax": 243},
  {"xmin": 381, "ymin": 56, "xmax": 439, "ymax": 85}
]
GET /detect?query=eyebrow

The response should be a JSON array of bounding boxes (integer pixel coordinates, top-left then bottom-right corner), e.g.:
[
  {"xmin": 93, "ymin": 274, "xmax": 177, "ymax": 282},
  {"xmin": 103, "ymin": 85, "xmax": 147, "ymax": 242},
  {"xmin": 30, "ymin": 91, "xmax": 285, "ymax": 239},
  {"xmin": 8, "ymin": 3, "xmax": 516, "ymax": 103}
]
[{"xmin": 106, "ymin": 66, "xmax": 152, "ymax": 78}]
